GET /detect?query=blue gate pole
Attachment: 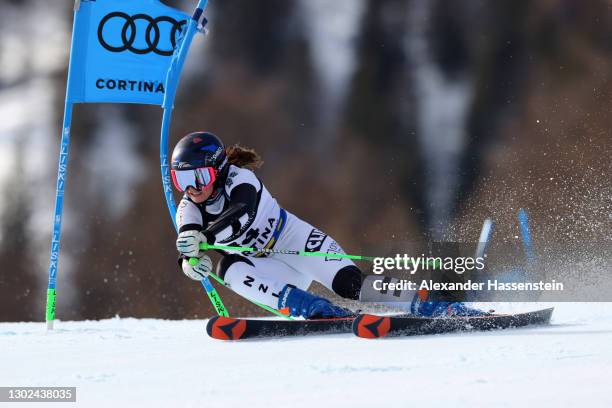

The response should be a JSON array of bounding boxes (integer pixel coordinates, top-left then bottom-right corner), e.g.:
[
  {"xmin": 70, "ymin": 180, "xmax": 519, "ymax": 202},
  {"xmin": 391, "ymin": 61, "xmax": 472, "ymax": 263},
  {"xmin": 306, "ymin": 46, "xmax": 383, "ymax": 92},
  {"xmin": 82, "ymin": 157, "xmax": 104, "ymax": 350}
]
[
  {"xmin": 160, "ymin": 0, "xmax": 208, "ymax": 224},
  {"xmin": 45, "ymin": 104, "xmax": 74, "ymax": 330},
  {"xmin": 159, "ymin": 0, "xmax": 229, "ymax": 317},
  {"xmin": 518, "ymin": 208, "xmax": 536, "ymax": 268}
]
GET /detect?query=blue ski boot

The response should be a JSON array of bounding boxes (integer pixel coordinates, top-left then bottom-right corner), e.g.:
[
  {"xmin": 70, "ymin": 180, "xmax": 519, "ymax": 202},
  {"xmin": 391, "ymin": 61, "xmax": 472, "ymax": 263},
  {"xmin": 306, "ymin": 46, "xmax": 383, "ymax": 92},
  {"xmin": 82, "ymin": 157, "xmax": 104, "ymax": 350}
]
[
  {"xmin": 411, "ymin": 291, "xmax": 489, "ymax": 317},
  {"xmin": 278, "ymin": 286, "xmax": 353, "ymax": 319}
]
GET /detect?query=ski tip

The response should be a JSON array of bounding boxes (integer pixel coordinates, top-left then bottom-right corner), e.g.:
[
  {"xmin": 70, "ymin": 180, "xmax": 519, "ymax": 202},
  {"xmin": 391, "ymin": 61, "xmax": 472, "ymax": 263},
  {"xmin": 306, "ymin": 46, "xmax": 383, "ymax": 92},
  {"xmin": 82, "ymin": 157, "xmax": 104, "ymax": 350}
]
[
  {"xmin": 352, "ymin": 314, "xmax": 391, "ymax": 339},
  {"xmin": 206, "ymin": 316, "xmax": 247, "ymax": 340}
]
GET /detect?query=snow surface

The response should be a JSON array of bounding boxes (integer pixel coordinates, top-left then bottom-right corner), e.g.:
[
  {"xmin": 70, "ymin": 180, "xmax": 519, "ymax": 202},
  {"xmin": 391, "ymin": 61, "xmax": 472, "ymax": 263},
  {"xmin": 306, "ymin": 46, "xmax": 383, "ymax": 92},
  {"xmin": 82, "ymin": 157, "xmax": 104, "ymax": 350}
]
[{"xmin": 1, "ymin": 303, "xmax": 611, "ymax": 407}]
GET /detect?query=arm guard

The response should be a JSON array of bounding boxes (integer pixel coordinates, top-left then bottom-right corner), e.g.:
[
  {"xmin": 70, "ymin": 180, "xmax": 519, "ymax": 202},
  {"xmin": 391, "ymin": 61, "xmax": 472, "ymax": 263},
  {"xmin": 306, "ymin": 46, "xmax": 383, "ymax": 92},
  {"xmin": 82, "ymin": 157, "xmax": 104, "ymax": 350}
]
[{"xmin": 203, "ymin": 183, "xmax": 257, "ymax": 244}]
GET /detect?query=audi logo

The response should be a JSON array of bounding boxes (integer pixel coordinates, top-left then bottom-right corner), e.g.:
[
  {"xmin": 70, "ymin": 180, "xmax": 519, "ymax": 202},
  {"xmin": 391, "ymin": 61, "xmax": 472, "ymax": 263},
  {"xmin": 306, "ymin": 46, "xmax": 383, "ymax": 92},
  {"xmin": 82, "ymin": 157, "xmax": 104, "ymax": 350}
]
[{"xmin": 97, "ymin": 12, "xmax": 186, "ymax": 56}]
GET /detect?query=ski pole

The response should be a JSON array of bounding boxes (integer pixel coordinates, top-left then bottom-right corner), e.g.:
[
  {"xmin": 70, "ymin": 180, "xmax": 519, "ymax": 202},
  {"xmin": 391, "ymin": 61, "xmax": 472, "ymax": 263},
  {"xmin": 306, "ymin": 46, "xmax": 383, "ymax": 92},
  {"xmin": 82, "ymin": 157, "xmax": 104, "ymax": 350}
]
[
  {"xmin": 188, "ymin": 244, "xmax": 292, "ymax": 319},
  {"xmin": 196, "ymin": 242, "xmax": 375, "ymax": 261},
  {"xmin": 200, "ymin": 272, "xmax": 291, "ymax": 320},
  {"xmin": 193, "ymin": 243, "xmax": 441, "ymax": 267}
]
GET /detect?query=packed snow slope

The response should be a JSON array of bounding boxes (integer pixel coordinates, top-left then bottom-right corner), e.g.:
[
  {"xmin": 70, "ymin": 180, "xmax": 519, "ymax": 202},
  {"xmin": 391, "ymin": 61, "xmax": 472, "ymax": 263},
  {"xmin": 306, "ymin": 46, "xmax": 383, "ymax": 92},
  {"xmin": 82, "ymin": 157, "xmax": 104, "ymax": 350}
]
[{"xmin": 1, "ymin": 303, "xmax": 610, "ymax": 408}]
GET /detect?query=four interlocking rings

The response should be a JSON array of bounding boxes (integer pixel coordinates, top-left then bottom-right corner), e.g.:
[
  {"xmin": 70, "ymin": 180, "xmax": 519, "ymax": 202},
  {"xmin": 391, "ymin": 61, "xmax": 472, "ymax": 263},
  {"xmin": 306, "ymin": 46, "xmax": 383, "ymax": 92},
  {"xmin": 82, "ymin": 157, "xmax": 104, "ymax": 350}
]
[{"xmin": 97, "ymin": 12, "xmax": 186, "ymax": 56}]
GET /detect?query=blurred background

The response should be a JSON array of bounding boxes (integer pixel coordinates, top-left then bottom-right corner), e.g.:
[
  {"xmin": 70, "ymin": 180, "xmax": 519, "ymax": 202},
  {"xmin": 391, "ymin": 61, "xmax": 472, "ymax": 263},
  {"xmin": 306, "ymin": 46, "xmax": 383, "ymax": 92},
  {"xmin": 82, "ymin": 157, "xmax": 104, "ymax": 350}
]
[{"xmin": 0, "ymin": 0, "xmax": 611, "ymax": 321}]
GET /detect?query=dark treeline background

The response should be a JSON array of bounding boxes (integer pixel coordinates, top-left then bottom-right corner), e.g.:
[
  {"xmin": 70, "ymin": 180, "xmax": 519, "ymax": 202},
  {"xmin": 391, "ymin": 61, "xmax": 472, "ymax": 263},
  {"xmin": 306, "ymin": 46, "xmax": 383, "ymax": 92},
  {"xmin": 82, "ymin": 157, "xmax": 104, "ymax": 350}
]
[{"xmin": 0, "ymin": 0, "xmax": 610, "ymax": 321}]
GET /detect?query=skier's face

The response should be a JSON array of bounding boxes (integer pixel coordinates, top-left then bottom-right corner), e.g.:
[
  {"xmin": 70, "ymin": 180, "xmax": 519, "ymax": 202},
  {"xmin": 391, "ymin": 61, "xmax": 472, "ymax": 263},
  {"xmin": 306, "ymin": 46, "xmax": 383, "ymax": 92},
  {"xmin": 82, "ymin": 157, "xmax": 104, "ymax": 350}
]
[{"xmin": 186, "ymin": 183, "xmax": 214, "ymax": 203}]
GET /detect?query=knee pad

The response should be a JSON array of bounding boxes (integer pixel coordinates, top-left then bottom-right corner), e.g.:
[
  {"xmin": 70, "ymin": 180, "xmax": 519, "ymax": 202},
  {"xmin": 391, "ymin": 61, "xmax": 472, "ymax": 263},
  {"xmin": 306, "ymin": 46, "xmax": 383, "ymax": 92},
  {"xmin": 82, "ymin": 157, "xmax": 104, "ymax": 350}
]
[
  {"xmin": 216, "ymin": 255, "xmax": 254, "ymax": 280},
  {"xmin": 331, "ymin": 265, "xmax": 364, "ymax": 300}
]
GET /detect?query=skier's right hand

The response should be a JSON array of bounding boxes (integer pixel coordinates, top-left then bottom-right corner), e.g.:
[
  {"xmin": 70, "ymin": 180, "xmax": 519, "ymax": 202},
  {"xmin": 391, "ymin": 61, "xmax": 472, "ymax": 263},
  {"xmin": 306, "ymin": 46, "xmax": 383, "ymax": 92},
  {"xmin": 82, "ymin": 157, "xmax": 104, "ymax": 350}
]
[
  {"xmin": 176, "ymin": 230, "xmax": 205, "ymax": 257},
  {"xmin": 181, "ymin": 255, "xmax": 213, "ymax": 281}
]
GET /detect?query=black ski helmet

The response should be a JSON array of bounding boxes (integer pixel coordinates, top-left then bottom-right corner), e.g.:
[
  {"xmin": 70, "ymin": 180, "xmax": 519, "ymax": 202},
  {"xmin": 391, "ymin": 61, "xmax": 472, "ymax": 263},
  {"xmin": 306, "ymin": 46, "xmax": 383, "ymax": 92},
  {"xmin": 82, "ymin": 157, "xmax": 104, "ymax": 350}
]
[{"xmin": 171, "ymin": 131, "xmax": 228, "ymax": 175}]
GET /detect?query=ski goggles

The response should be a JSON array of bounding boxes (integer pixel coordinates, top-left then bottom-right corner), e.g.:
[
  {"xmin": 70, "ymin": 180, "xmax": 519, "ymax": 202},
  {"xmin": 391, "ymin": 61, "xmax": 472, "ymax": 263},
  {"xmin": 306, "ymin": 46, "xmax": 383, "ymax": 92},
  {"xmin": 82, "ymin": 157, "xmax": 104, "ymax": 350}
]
[{"xmin": 171, "ymin": 167, "xmax": 217, "ymax": 192}]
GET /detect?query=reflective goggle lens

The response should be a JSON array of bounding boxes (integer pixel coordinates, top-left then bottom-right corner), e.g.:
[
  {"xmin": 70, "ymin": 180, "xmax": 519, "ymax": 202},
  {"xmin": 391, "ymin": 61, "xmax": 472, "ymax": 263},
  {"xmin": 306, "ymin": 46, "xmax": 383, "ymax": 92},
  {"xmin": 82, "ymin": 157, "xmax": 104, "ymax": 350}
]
[{"xmin": 171, "ymin": 167, "xmax": 216, "ymax": 192}]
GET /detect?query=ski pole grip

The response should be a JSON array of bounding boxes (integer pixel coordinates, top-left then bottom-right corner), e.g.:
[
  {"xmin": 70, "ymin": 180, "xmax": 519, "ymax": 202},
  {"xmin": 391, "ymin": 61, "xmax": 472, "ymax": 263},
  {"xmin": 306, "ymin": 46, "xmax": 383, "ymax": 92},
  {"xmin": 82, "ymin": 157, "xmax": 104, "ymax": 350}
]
[{"xmin": 188, "ymin": 242, "xmax": 212, "ymax": 265}]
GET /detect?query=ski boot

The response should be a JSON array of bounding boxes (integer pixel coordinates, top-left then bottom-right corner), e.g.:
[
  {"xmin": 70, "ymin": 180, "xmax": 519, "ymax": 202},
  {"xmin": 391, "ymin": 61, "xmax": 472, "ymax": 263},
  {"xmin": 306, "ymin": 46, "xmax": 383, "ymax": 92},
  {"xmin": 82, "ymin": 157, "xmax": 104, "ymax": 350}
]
[
  {"xmin": 411, "ymin": 290, "xmax": 490, "ymax": 317},
  {"xmin": 278, "ymin": 286, "xmax": 354, "ymax": 319}
]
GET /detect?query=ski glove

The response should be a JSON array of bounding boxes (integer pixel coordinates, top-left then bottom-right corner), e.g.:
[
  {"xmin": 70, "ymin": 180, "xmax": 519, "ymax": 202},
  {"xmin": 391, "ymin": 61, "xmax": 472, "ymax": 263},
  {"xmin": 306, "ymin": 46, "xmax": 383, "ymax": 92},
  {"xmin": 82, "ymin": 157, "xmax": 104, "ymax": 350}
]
[
  {"xmin": 176, "ymin": 230, "xmax": 205, "ymax": 257},
  {"xmin": 181, "ymin": 255, "xmax": 213, "ymax": 281}
]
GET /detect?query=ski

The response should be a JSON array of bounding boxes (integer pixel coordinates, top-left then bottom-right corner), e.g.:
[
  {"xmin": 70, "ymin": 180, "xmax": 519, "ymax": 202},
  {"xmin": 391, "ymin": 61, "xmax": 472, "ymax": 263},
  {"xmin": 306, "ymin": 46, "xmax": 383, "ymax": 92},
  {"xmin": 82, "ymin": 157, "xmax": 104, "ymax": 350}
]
[
  {"xmin": 206, "ymin": 315, "xmax": 356, "ymax": 340},
  {"xmin": 353, "ymin": 308, "xmax": 554, "ymax": 339}
]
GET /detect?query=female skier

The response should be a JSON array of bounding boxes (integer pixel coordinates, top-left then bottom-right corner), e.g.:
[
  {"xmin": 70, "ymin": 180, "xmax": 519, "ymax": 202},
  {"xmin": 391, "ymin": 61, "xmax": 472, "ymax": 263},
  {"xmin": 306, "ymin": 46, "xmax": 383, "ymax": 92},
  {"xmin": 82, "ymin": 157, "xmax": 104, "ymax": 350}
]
[{"xmin": 172, "ymin": 131, "xmax": 483, "ymax": 319}]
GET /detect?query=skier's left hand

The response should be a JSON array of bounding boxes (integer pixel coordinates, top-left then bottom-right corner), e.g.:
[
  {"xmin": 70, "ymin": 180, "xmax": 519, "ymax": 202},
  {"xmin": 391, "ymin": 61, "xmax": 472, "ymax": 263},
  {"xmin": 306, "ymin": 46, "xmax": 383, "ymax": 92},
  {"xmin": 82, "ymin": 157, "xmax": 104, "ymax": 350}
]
[{"xmin": 181, "ymin": 254, "xmax": 213, "ymax": 281}]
